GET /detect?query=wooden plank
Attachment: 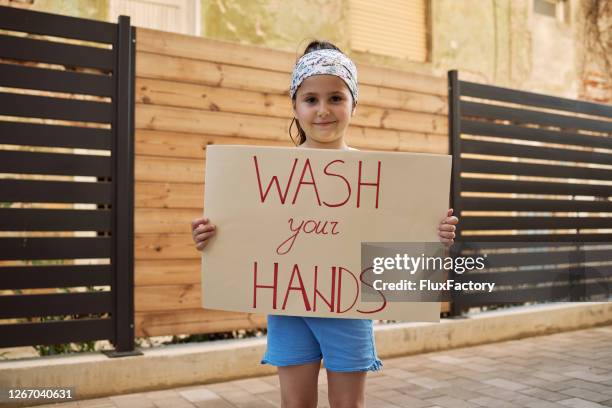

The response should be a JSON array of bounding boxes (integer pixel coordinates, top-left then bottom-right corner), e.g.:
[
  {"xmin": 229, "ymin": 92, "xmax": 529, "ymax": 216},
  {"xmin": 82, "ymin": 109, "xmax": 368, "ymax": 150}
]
[
  {"xmin": 135, "ymin": 155, "xmax": 204, "ymax": 183},
  {"xmin": 0, "ymin": 92, "xmax": 112, "ymax": 124},
  {"xmin": 135, "ymin": 259, "xmax": 200, "ymax": 286},
  {"xmin": 0, "ymin": 264, "xmax": 111, "ymax": 290},
  {"xmin": 136, "ymin": 28, "xmax": 446, "ymax": 95},
  {"xmin": 135, "ymin": 130, "xmax": 291, "ymax": 159},
  {"xmin": 135, "ymin": 283, "xmax": 201, "ymax": 312},
  {"xmin": 0, "ymin": 292, "xmax": 112, "ymax": 318},
  {"xmin": 135, "ymin": 181, "xmax": 203, "ymax": 209},
  {"xmin": 0, "ymin": 179, "xmax": 112, "ymax": 204},
  {"xmin": 457, "ymin": 233, "xmax": 612, "ymax": 242},
  {"xmin": 135, "ymin": 308, "xmax": 267, "ymax": 337},
  {"xmin": 346, "ymin": 127, "xmax": 447, "ymax": 153},
  {"xmin": 0, "ymin": 208, "xmax": 111, "ymax": 231},
  {"xmin": 0, "ymin": 237, "xmax": 111, "ymax": 260},
  {"xmin": 0, "ymin": 5, "xmax": 116, "ymax": 44},
  {"xmin": 136, "ymin": 103, "xmax": 287, "ymax": 141},
  {"xmin": 136, "ymin": 104, "xmax": 448, "ymax": 153},
  {"xmin": 0, "ymin": 318, "xmax": 113, "ymax": 348},
  {"xmin": 136, "ymin": 77, "xmax": 290, "ymax": 118},
  {"xmin": 358, "ymin": 64, "xmax": 446, "ymax": 96},
  {"xmin": 461, "ymin": 216, "xmax": 612, "ymax": 230},
  {"xmin": 136, "ymin": 27, "xmax": 293, "ymax": 73},
  {"xmin": 135, "ymin": 208, "xmax": 202, "ymax": 234},
  {"xmin": 457, "ymin": 197, "xmax": 612, "ymax": 212},
  {"xmin": 461, "ymin": 101, "xmax": 612, "ymax": 133},
  {"xmin": 136, "ymin": 77, "xmax": 447, "ymax": 134},
  {"xmin": 135, "ymin": 233, "xmax": 198, "ymax": 260},
  {"xmin": 460, "ymin": 80, "xmax": 612, "ymax": 119},
  {"xmin": 136, "ymin": 52, "xmax": 288, "ymax": 95},
  {"xmin": 0, "ymin": 34, "xmax": 114, "ymax": 71},
  {"xmin": 0, "ymin": 63, "xmax": 113, "ymax": 97},
  {"xmin": 461, "ymin": 119, "xmax": 612, "ymax": 150},
  {"xmin": 0, "ymin": 150, "xmax": 111, "ymax": 177},
  {"xmin": 0, "ymin": 121, "xmax": 111, "ymax": 150},
  {"xmin": 462, "ymin": 158, "xmax": 612, "ymax": 181},
  {"xmin": 461, "ymin": 139, "xmax": 612, "ymax": 166},
  {"xmin": 360, "ymin": 84, "xmax": 447, "ymax": 113},
  {"xmin": 461, "ymin": 178, "xmax": 612, "ymax": 197}
]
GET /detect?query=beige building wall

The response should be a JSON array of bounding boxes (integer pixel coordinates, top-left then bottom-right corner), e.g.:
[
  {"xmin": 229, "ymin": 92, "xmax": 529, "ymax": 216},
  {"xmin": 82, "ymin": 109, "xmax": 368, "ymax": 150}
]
[{"xmin": 3, "ymin": 0, "xmax": 609, "ymax": 102}]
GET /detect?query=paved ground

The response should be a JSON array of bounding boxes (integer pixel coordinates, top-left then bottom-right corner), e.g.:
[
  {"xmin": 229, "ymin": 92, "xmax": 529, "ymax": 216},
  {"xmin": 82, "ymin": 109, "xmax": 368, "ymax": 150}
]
[{"xmin": 38, "ymin": 325, "xmax": 612, "ymax": 408}]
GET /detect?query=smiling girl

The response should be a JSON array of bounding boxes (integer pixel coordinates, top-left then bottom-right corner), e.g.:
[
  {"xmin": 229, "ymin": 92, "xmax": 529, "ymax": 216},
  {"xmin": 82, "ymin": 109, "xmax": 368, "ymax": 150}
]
[{"xmin": 191, "ymin": 40, "xmax": 458, "ymax": 408}]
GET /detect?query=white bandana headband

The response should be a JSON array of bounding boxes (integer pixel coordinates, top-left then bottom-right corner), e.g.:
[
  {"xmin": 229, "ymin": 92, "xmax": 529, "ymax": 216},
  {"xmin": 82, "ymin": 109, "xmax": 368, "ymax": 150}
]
[{"xmin": 290, "ymin": 49, "xmax": 359, "ymax": 104}]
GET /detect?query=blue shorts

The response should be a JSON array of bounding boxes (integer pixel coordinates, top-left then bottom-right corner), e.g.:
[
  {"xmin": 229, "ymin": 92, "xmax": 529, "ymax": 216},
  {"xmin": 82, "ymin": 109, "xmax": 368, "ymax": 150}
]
[{"xmin": 261, "ymin": 315, "xmax": 383, "ymax": 372}]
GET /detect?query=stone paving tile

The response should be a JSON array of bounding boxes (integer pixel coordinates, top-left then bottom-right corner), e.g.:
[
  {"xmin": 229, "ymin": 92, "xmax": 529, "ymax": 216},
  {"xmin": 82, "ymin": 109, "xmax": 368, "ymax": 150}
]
[
  {"xmin": 558, "ymin": 398, "xmax": 609, "ymax": 408},
  {"xmin": 560, "ymin": 388, "xmax": 611, "ymax": 403},
  {"xmin": 519, "ymin": 386, "xmax": 569, "ymax": 402},
  {"xmin": 423, "ymin": 395, "xmax": 475, "ymax": 408},
  {"xmin": 37, "ymin": 325, "xmax": 612, "ymax": 408}
]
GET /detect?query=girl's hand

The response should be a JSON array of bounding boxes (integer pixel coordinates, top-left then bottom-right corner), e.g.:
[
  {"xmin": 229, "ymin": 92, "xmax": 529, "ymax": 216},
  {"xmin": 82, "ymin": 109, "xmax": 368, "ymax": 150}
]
[
  {"xmin": 438, "ymin": 208, "xmax": 459, "ymax": 246},
  {"xmin": 191, "ymin": 217, "xmax": 216, "ymax": 251}
]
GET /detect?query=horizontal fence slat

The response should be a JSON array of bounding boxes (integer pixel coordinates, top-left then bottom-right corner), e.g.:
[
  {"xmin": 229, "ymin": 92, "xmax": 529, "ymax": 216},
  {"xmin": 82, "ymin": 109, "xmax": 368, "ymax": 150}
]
[
  {"xmin": 0, "ymin": 318, "xmax": 113, "ymax": 348},
  {"xmin": 0, "ymin": 208, "xmax": 111, "ymax": 231},
  {"xmin": 0, "ymin": 292, "xmax": 112, "ymax": 318},
  {"xmin": 456, "ymin": 267, "xmax": 612, "ymax": 285},
  {"xmin": 136, "ymin": 28, "xmax": 447, "ymax": 96},
  {"xmin": 0, "ymin": 5, "xmax": 116, "ymax": 43},
  {"xmin": 461, "ymin": 158, "xmax": 612, "ymax": 181},
  {"xmin": 454, "ymin": 282, "xmax": 610, "ymax": 308},
  {"xmin": 461, "ymin": 216, "xmax": 612, "ymax": 230},
  {"xmin": 461, "ymin": 139, "xmax": 612, "ymax": 165},
  {"xmin": 0, "ymin": 63, "xmax": 113, "ymax": 96},
  {"xmin": 460, "ymin": 81, "xmax": 612, "ymax": 119},
  {"xmin": 0, "ymin": 237, "xmax": 111, "ymax": 260},
  {"xmin": 0, "ymin": 150, "xmax": 111, "ymax": 177},
  {"xmin": 0, "ymin": 92, "xmax": 112, "ymax": 123},
  {"xmin": 461, "ymin": 120, "xmax": 612, "ymax": 150},
  {"xmin": 457, "ymin": 233, "xmax": 612, "ymax": 242},
  {"xmin": 0, "ymin": 121, "xmax": 111, "ymax": 150},
  {"xmin": 0, "ymin": 34, "xmax": 114, "ymax": 71},
  {"xmin": 135, "ymin": 309, "xmax": 267, "ymax": 337},
  {"xmin": 457, "ymin": 197, "xmax": 612, "ymax": 212},
  {"xmin": 461, "ymin": 101, "xmax": 612, "ymax": 133},
  {"xmin": 0, "ymin": 264, "xmax": 112, "ymax": 289},
  {"xmin": 461, "ymin": 178, "xmax": 612, "ymax": 197},
  {"xmin": 468, "ymin": 248, "xmax": 612, "ymax": 269},
  {"xmin": 0, "ymin": 179, "xmax": 112, "ymax": 204}
]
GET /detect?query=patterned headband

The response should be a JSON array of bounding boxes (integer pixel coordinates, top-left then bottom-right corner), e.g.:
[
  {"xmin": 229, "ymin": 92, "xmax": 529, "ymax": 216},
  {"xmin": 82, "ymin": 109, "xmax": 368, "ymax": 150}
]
[{"xmin": 290, "ymin": 49, "xmax": 359, "ymax": 104}]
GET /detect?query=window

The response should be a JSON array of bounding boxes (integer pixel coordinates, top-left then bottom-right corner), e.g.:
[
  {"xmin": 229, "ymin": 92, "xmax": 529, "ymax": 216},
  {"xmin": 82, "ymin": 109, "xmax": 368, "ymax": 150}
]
[
  {"xmin": 533, "ymin": 0, "xmax": 568, "ymax": 23},
  {"xmin": 349, "ymin": 0, "xmax": 428, "ymax": 62},
  {"xmin": 109, "ymin": 0, "xmax": 200, "ymax": 35}
]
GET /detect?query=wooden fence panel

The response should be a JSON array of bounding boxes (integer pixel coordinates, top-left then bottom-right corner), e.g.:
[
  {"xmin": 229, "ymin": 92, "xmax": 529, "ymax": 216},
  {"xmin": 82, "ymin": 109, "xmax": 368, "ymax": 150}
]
[{"xmin": 134, "ymin": 27, "xmax": 450, "ymax": 337}]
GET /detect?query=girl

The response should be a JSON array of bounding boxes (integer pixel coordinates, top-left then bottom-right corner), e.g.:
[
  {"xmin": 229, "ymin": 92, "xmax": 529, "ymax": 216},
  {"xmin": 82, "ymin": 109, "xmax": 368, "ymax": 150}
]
[{"xmin": 191, "ymin": 41, "xmax": 459, "ymax": 408}]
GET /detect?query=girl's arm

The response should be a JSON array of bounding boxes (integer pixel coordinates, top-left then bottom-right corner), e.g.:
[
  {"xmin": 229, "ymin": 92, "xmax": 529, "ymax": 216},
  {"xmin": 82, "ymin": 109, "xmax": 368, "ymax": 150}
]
[{"xmin": 191, "ymin": 217, "xmax": 217, "ymax": 251}]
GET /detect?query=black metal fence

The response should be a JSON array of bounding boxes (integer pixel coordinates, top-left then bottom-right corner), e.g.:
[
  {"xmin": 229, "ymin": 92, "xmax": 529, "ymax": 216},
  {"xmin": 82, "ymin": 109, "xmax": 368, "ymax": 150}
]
[
  {"xmin": 0, "ymin": 6, "xmax": 136, "ymax": 353},
  {"xmin": 448, "ymin": 70, "xmax": 612, "ymax": 315}
]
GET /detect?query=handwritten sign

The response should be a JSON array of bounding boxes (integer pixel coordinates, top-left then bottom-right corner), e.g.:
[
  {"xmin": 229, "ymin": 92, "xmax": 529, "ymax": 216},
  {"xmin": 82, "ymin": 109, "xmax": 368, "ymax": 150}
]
[{"xmin": 201, "ymin": 146, "xmax": 451, "ymax": 321}]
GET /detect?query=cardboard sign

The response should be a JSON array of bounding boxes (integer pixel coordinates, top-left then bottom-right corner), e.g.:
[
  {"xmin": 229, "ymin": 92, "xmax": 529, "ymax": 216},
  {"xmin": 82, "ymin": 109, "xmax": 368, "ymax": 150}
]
[{"xmin": 201, "ymin": 146, "xmax": 451, "ymax": 321}]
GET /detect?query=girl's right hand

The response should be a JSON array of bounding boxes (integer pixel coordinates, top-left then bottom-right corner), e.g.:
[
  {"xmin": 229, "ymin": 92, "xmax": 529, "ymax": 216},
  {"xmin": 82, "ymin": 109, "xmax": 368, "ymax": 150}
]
[{"xmin": 191, "ymin": 217, "xmax": 216, "ymax": 251}]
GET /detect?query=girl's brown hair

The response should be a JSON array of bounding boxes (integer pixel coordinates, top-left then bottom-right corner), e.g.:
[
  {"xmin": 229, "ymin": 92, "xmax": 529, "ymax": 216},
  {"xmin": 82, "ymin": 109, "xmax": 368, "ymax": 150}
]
[{"xmin": 290, "ymin": 40, "xmax": 348, "ymax": 146}]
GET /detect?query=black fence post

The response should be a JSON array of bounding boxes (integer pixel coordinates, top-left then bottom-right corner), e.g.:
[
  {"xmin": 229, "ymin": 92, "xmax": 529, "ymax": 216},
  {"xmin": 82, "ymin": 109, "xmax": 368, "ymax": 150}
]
[
  {"xmin": 448, "ymin": 70, "xmax": 463, "ymax": 317},
  {"xmin": 107, "ymin": 15, "xmax": 138, "ymax": 356}
]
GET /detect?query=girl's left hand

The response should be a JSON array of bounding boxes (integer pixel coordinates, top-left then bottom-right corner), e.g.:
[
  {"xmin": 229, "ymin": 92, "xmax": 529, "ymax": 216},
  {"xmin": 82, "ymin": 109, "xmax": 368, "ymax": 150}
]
[{"xmin": 438, "ymin": 208, "xmax": 459, "ymax": 246}]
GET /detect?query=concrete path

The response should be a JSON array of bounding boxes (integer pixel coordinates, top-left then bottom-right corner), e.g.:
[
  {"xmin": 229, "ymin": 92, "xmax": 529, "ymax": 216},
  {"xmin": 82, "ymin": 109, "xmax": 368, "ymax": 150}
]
[{"xmin": 38, "ymin": 325, "xmax": 612, "ymax": 408}]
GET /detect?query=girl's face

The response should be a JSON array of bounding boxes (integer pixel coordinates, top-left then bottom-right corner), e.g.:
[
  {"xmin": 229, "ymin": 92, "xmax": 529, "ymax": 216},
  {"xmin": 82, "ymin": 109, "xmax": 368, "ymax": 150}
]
[{"xmin": 293, "ymin": 75, "xmax": 355, "ymax": 149}]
